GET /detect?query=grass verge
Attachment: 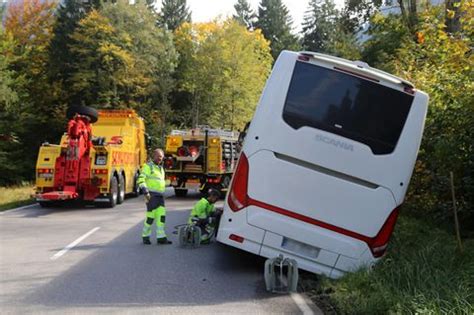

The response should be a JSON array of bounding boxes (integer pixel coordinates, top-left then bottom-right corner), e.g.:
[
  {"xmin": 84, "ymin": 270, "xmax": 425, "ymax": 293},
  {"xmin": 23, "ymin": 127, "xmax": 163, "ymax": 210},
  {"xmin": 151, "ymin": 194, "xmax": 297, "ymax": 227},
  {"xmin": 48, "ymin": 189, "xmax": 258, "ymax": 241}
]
[
  {"xmin": 0, "ymin": 183, "xmax": 35, "ymax": 211},
  {"xmin": 300, "ymin": 215, "xmax": 474, "ymax": 314}
]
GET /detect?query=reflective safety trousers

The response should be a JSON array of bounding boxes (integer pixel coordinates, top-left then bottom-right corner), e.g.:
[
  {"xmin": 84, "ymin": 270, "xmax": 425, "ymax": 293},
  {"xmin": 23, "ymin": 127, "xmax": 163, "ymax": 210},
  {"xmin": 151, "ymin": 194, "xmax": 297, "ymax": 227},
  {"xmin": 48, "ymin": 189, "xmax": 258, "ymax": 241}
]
[{"xmin": 142, "ymin": 205, "xmax": 167, "ymax": 239}]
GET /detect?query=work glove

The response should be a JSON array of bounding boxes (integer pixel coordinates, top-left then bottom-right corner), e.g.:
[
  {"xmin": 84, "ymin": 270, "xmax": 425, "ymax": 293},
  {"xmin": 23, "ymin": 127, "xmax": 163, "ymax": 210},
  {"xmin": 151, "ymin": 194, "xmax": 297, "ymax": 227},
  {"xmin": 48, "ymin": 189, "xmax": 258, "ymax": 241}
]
[
  {"xmin": 196, "ymin": 218, "xmax": 208, "ymax": 226},
  {"xmin": 141, "ymin": 187, "xmax": 150, "ymax": 203}
]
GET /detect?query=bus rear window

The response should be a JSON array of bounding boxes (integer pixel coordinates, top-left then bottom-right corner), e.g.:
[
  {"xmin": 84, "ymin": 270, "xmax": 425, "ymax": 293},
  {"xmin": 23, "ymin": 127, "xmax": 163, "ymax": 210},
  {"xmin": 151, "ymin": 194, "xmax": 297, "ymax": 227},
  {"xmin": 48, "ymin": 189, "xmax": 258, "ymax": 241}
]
[{"xmin": 282, "ymin": 62, "xmax": 414, "ymax": 155}]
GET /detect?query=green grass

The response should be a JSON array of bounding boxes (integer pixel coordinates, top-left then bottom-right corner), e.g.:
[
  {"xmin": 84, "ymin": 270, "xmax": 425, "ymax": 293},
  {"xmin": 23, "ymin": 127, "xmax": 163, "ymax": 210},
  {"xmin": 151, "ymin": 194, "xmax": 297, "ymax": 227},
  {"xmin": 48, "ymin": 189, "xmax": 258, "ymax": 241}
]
[
  {"xmin": 301, "ymin": 215, "xmax": 474, "ymax": 315},
  {"xmin": 0, "ymin": 183, "xmax": 35, "ymax": 211}
]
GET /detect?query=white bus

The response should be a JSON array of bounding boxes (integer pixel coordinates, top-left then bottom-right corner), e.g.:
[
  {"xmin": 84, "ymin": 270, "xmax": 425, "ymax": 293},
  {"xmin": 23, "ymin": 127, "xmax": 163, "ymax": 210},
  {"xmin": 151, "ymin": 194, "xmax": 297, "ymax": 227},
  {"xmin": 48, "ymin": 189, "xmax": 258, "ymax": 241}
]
[{"xmin": 216, "ymin": 51, "xmax": 428, "ymax": 278}]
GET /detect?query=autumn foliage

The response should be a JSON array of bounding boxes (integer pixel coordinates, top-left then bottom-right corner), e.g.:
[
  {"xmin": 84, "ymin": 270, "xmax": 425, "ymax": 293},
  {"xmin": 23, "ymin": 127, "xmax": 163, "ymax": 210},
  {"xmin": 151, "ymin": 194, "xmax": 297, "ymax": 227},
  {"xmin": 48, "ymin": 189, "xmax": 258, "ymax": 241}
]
[{"xmin": 4, "ymin": 0, "xmax": 56, "ymax": 48}]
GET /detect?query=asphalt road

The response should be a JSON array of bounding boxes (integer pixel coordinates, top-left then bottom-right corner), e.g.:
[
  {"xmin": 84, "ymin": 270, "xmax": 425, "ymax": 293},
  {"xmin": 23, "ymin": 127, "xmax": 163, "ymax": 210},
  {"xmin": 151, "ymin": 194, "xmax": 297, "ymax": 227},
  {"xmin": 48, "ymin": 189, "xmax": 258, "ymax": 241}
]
[{"xmin": 0, "ymin": 188, "xmax": 321, "ymax": 314}]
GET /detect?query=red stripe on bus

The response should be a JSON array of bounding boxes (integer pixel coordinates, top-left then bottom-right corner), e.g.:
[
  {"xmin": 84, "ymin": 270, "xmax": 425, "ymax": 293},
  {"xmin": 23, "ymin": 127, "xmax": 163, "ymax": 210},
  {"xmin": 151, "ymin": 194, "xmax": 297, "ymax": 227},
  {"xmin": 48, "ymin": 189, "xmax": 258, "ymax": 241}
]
[{"xmin": 248, "ymin": 197, "xmax": 373, "ymax": 244}]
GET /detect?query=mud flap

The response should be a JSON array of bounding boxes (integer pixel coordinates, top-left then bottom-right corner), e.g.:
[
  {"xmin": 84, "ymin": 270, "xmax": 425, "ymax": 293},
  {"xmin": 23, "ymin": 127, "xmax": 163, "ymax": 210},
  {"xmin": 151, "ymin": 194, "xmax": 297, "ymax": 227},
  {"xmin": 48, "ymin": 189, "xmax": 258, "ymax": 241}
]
[{"xmin": 264, "ymin": 254, "xmax": 299, "ymax": 293}]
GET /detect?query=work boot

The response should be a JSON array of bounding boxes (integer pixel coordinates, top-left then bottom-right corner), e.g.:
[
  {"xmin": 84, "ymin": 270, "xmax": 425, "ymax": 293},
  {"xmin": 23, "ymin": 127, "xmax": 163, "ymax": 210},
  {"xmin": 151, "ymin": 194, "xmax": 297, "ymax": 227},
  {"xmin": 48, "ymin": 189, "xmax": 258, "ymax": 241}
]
[
  {"xmin": 142, "ymin": 237, "xmax": 151, "ymax": 245},
  {"xmin": 157, "ymin": 237, "xmax": 172, "ymax": 245}
]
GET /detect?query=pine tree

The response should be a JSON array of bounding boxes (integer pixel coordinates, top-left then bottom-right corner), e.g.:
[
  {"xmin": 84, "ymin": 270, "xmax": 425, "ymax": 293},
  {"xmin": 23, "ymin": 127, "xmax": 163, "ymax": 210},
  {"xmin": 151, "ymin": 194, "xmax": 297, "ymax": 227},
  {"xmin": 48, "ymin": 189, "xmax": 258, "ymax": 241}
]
[
  {"xmin": 233, "ymin": 0, "xmax": 256, "ymax": 30},
  {"xmin": 343, "ymin": 0, "xmax": 384, "ymax": 32},
  {"xmin": 301, "ymin": 0, "xmax": 337, "ymax": 53},
  {"xmin": 301, "ymin": 0, "xmax": 360, "ymax": 59},
  {"xmin": 48, "ymin": 0, "xmax": 83, "ymax": 84},
  {"xmin": 255, "ymin": 0, "xmax": 299, "ymax": 60},
  {"xmin": 158, "ymin": 0, "xmax": 191, "ymax": 32}
]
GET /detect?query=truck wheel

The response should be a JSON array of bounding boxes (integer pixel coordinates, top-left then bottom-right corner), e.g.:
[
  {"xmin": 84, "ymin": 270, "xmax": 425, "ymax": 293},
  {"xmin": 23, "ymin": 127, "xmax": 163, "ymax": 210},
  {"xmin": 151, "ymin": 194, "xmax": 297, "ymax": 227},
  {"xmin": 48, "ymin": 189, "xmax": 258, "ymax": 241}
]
[
  {"xmin": 117, "ymin": 173, "xmax": 125, "ymax": 204},
  {"xmin": 130, "ymin": 172, "xmax": 140, "ymax": 197},
  {"xmin": 66, "ymin": 105, "xmax": 99, "ymax": 123},
  {"xmin": 105, "ymin": 176, "xmax": 118, "ymax": 208},
  {"xmin": 174, "ymin": 188, "xmax": 188, "ymax": 198}
]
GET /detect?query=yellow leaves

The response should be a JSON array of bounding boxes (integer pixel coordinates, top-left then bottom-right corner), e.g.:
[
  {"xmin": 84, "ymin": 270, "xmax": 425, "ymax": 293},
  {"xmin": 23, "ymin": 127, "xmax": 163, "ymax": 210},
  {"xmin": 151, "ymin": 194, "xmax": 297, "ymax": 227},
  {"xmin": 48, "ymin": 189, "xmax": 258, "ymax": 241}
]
[
  {"xmin": 446, "ymin": 9, "xmax": 456, "ymax": 19},
  {"xmin": 174, "ymin": 23, "xmax": 193, "ymax": 43},
  {"xmin": 69, "ymin": 9, "xmax": 144, "ymax": 106},
  {"xmin": 459, "ymin": 0, "xmax": 474, "ymax": 36},
  {"xmin": 175, "ymin": 18, "xmax": 272, "ymax": 128},
  {"xmin": 98, "ymin": 43, "xmax": 133, "ymax": 68},
  {"xmin": 196, "ymin": 22, "xmax": 219, "ymax": 36},
  {"xmin": 3, "ymin": 0, "xmax": 55, "ymax": 102},
  {"xmin": 371, "ymin": 12, "xmax": 385, "ymax": 25},
  {"xmin": 77, "ymin": 10, "xmax": 115, "ymax": 37},
  {"xmin": 437, "ymin": 29, "xmax": 449, "ymax": 41},
  {"xmin": 392, "ymin": 4, "xmax": 473, "ymax": 112}
]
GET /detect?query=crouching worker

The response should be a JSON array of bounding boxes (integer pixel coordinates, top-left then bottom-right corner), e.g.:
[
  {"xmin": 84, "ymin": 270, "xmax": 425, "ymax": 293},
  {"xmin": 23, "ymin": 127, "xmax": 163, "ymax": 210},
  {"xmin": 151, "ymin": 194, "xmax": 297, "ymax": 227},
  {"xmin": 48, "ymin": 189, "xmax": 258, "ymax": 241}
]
[
  {"xmin": 188, "ymin": 188, "xmax": 223, "ymax": 244},
  {"xmin": 138, "ymin": 148, "xmax": 172, "ymax": 245}
]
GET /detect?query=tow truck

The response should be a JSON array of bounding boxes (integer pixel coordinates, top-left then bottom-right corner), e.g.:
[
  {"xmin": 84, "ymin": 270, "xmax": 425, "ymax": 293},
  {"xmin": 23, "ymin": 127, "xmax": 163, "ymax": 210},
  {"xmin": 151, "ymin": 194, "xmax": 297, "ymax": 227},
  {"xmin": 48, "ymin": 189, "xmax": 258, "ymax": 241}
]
[{"xmin": 35, "ymin": 106, "xmax": 147, "ymax": 207}]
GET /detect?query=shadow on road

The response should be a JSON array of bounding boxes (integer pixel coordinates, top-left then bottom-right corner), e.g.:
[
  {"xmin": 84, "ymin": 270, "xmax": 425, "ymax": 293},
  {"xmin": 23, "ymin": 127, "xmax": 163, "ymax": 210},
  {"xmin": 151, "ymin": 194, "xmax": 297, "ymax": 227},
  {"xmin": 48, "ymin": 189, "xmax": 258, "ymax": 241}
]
[{"xmin": 27, "ymin": 209, "xmax": 274, "ymax": 308}]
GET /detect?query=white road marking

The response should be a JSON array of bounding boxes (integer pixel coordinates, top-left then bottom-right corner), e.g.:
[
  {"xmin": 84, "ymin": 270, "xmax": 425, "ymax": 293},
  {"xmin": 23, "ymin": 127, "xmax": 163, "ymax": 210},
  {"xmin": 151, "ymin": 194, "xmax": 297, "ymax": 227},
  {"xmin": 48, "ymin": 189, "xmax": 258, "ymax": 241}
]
[
  {"xmin": 50, "ymin": 227, "xmax": 101, "ymax": 260},
  {"xmin": 290, "ymin": 292, "xmax": 315, "ymax": 315},
  {"xmin": 0, "ymin": 203, "xmax": 36, "ymax": 215}
]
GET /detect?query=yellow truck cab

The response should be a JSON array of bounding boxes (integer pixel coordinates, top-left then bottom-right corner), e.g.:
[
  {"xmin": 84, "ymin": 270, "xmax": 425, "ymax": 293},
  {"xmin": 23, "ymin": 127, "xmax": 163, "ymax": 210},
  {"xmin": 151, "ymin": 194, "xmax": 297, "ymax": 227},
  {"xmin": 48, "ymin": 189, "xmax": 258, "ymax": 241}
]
[
  {"xmin": 35, "ymin": 108, "xmax": 147, "ymax": 207},
  {"xmin": 164, "ymin": 127, "xmax": 240, "ymax": 197}
]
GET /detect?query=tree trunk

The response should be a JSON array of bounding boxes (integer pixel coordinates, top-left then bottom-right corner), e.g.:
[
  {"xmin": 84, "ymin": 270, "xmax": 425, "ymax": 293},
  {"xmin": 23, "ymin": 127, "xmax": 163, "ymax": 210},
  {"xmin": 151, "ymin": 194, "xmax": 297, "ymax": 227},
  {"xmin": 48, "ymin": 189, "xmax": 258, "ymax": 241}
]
[
  {"xmin": 450, "ymin": 171, "xmax": 463, "ymax": 253},
  {"xmin": 398, "ymin": 0, "xmax": 419, "ymax": 32},
  {"xmin": 397, "ymin": 0, "xmax": 409, "ymax": 27},
  {"xmin": 231, "ymin": 92, "xmax": 235, "ymax": 130},
  {"xmin": 409, "ymin": 0, "xmax": 418, "ymax": 29},
  {"xmin": 445, "ymin": 0, "xmax": 461, "ymax": 34},
  {"xmin": 192, "ymin": 91, "xmax": 198, "ymax": 128}
]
